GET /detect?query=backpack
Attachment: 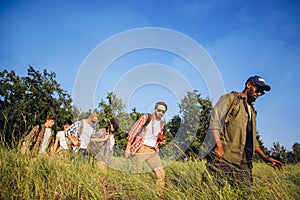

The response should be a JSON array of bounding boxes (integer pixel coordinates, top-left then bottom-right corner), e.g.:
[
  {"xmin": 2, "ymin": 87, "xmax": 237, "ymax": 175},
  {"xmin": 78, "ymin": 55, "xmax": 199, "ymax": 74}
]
[{"xmin": 20, "ymin": 125, "xmax": 43, "ymax": 155}]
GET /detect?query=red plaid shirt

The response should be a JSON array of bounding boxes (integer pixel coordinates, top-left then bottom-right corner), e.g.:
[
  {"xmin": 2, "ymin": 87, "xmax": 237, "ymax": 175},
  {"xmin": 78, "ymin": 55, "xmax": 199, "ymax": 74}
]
[{"xmin": 127, "ymin": 113, "xmax": 164, "ymax": 155}]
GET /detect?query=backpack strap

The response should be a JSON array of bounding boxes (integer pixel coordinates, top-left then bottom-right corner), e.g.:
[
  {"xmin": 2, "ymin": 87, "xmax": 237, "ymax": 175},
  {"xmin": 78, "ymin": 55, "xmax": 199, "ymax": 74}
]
[
  {"xmin": 225, "ymin": 92, "xmax": 242, "ymax": 123},
  {"xmin": 143, "ymin": 113, "xmax": 152, "ymax": 128},
  {"xmin": 132, "ymin": 113, "xmax": 152, "ymax": 143},
  {"xmin": 77, "ymin": 119, "xmax": 84, "ymax": 138}
]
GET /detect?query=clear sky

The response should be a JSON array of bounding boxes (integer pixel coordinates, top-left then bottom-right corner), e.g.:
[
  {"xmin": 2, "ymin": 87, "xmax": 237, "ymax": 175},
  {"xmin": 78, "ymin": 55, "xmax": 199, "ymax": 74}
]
[{"xmin": 1, "ymin": 0, "xmax": 299, "ymax": 150}]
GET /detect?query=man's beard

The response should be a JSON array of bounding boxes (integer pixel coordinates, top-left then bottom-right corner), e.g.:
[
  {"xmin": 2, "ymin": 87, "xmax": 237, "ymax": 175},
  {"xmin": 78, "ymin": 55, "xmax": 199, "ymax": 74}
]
[{"xmin": 248, "ymin": 96, "xmax": 256, "ymax": 104}]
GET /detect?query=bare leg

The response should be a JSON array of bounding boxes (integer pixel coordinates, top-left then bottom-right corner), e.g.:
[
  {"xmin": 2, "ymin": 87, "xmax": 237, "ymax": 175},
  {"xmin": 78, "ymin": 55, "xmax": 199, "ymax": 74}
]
[{"xmin": 154, "ymin": 168, "xmax": 165, "ymax": 194}]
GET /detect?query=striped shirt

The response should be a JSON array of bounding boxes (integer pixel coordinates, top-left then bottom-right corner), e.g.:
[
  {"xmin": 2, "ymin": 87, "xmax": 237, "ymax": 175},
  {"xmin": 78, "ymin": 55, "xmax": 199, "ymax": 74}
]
[
  {"xmin": 127, "ymin": 114, "xmax": 164, "ymax": 155},
  {"xmin": 65, "ymin": 119, "xmax": 96, "ymax": 149}
]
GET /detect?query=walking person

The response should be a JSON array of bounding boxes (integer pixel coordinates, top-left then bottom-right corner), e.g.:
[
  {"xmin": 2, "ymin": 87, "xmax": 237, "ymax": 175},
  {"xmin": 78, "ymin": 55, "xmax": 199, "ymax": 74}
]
[
  {"xmin": 65, "ymin": 112, "xmax": 99, "ymax": 162},
  {"xmin": 21, "ymin": 115, "xmax": 57, "ymax": 156},
  {"xmin": 88, "ymin": 118, "xmax": 119, "ymax": 170},
  {"xmin": 125, "ymin": 102, "xmax": 167, "ymax": 193},
  {"xmin": 52, "ymin": 119, "xmax": 72, "ymax": 157},
  {"xmin": 206, "ymin": 75, "xmax": 284, "ymax": 189}
]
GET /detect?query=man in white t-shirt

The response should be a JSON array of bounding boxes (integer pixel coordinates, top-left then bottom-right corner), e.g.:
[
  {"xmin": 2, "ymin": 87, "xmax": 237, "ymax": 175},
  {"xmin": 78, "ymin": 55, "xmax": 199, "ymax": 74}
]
[
  {"xmin": 66, "ymin": 112, "xmax": 99, "ymax": 162},
  {"xmin": 125, "ymin": 102, "xmax": 167, "ymax": 193}
]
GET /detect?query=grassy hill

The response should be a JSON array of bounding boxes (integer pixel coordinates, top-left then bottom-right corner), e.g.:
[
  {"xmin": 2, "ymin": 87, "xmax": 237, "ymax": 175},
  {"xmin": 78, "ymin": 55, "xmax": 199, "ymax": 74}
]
[{"xmin": 0, "ymin": 147, "xmax": 299, "ymax": 199}]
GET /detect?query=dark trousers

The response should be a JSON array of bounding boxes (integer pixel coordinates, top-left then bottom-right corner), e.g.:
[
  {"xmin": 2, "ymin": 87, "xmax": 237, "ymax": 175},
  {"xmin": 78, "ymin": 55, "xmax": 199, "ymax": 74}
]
[{"xmin": 206, "ymin": 153, "xmax": 253, "ymax": 188}]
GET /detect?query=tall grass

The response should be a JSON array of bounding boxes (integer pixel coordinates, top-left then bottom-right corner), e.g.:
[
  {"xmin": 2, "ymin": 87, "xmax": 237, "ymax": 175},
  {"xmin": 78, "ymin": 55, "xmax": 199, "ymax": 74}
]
[{"xmin": 1, "ymin": 146, "xmax": 299, "ymax": 199}]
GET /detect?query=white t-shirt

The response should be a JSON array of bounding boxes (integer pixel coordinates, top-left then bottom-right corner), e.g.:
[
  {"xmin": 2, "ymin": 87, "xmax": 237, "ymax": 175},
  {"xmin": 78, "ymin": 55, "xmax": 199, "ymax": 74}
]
[
  {"xmin": 142, "ymin": 119, "xmax": 161, "ymax": 147},
  {"xmin": 110, "ymin": 135, "xmax": 115, "ymax": 151},
  {"xmin": 79, "ymin": 120, "xmax": 96, "ymax": 149},
  {"xmin": 39, "ymin": 128, "xmax": 51, "ymax": 153},
  {"xmin": 57, "ymin": 131, "xmax": 68, "ymax": 150}
]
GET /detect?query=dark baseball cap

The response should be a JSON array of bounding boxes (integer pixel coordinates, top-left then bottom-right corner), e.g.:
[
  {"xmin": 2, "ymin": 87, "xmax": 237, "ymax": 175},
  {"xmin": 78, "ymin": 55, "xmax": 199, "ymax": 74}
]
[{"xmin": 246, "ymin": 75, "xmax": 271, "ymax": 91}]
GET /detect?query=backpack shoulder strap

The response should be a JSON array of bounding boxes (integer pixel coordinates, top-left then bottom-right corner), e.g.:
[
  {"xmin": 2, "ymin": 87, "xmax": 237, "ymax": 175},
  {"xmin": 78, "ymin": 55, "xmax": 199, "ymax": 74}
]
[
  {"xmin": 225, "ymin": 91, "xmax": 242, "ymax": 123},
  {"xmin": 143, "ymin": 113, "xmax": 152, "ymax": 128},
  {"xmin": 77, "ymin": 120, "xmax": 84, "ymax": 137}
]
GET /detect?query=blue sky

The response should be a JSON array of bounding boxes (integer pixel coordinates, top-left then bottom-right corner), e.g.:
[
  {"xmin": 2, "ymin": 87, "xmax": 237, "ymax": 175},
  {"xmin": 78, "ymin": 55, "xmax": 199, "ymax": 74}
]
[{"xmin": 1, "ymin": 0, "xmax": 299, "ymax": 150}]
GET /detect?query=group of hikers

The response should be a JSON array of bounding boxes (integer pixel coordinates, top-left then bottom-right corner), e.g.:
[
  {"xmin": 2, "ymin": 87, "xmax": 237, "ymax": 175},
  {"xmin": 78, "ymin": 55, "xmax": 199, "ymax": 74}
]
[{"xmin": 20, "ymin": 75, "xmax": 284, "ymax": 194}]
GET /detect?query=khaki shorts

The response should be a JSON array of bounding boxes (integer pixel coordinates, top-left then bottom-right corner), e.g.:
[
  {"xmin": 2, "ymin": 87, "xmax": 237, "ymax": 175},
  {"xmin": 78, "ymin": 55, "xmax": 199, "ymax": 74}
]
[{"xmin": 132, "ymin": 145, "xmax": 164, "ymax": 173}]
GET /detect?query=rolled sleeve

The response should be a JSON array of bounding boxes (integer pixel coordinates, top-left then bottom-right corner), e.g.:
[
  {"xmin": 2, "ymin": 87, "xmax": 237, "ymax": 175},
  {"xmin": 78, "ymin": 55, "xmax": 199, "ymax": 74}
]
[{"xmin": 209, "ymin": 94, "xmax": 229, "ymax": 131}]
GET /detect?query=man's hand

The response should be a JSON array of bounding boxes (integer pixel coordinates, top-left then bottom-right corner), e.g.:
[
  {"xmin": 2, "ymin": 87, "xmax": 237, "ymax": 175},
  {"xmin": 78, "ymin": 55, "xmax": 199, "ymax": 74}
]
[
  {"xmin": 214, "ymin": 145, "xmax": 224, "ymax": 160},
  {"xmin": 124, "ymin": 148, "xmax": 131, "ymax": 159},
  {"xmin": 264, "ymin": 156, "xmax": 284, "ymax": 170},
  {"xmin": 68, "ymin": 135, "xmax": 80, "ymax": 146},
  {"xmin": 159, "ymin": 140, "xmax": 166, "ymax": 145},
  {"xmin": 214, "ymin": 140, "xmax": 224, "ymax": 160}
]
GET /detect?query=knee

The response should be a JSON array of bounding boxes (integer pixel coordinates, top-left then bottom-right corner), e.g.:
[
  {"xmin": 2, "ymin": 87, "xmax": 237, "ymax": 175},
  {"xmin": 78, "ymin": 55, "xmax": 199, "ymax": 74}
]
[{"xmin": 155, "ymin": 168, "xmax": 165, "ymax": 179}]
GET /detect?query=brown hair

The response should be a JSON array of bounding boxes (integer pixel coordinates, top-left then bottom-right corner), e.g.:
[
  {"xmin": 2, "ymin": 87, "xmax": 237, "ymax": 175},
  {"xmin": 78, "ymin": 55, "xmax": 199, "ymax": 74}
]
[
  {"xmin": 155, "ymin": 102, "xmax": 168, "ymax": 111},
  {"xmin": 46, "ymin": 115, "xmax": 57, "ymax": 121}
]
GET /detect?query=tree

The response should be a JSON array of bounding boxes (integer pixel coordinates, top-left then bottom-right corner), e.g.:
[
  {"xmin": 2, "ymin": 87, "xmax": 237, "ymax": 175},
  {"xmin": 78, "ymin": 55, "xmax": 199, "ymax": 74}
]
[
  {"xmin": 270, "ymin": 142, "xmax": 288, "ymax": 163},
  {"xmin": 0, "ymin": 66, "xmax": 73, "ymax": 147},
  {"xmin": 292, "ymin": 142, "xmax": 300, "ymax": 163},
  {"xmin": 98, "ymin": 92, "xmax": 126, "ymax": 128},
  {"xmin": 170, "ymin": 90, "xmax": 212, "ymax": 159}
]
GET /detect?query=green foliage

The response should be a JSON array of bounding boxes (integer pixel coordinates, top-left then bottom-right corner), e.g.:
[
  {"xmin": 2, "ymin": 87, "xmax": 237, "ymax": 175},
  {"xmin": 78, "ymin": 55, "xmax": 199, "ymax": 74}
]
[
  {"xmin": 170, "ymin": 90, "xmax": 213, "ymax": 159},
  {"xmin": 0, "ymin": 66, "xmax": 72, "ymax": 146},
  {"xmin": 98, "ymin": 92, "xmax": 126, "ymax": 127},
  {"xmin": 292, "ymin": 143, "xmax": 300, "ymax": 162}
]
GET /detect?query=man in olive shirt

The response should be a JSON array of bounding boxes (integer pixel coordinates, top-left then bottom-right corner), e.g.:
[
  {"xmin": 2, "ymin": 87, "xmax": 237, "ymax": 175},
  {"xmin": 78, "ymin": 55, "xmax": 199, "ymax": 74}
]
[{"xmin": 207, "ymin": 75, "xmax": 283, "ymax": 187}]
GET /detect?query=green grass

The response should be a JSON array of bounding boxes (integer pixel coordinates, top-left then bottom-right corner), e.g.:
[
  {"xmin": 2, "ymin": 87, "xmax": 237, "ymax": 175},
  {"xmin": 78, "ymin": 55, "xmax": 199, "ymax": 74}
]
[{"xmin": 1, "ymin": 147, "xmax": 299, "ymax": 200}]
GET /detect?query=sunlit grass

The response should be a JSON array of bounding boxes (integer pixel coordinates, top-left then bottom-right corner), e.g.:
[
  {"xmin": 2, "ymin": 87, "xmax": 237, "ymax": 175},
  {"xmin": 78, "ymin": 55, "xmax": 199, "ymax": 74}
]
[{"xmin": 1, "ymin": 146, "xmax": 299, "ymax": 199}]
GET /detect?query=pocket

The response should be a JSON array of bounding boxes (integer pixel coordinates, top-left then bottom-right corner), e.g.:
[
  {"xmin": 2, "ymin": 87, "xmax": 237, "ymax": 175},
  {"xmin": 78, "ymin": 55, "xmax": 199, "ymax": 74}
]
[{"xmin": 229, "ymin": 104, "xmax": 240, "ymax": 117}]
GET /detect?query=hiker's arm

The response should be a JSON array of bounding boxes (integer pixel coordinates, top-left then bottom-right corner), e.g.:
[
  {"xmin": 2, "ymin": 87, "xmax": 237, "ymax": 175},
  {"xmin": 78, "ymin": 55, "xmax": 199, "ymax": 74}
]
[
  {"xmin": 90, "ymin": 134, "xmax": 109, "ymax": 142},
  {"xmin": 255, "ymin": 146, "xmax": 284, "ymax": 170},
  {"xmin": 67, "ymin": 135, "xmax": 80, "ymax": 146},
  {"xmin": 65, "ymin": 122, "xmax": 80, "ymax": 146},
  {"xmin": 208, "ymin": 95, "xmax": 229, "ymax": 160},
  {"xmin": 125, "ymin": 141, "xmax": 132, "ymax": 159},
  {"xmin": 211, "ymin": 129, "xmax": 224, "ymax": 159}
]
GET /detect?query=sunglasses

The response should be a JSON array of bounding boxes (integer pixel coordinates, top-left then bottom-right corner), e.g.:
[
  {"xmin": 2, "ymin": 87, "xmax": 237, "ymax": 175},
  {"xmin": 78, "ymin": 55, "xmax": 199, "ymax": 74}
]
[
  {"xmin": 251, "ymin": 83, "xmax": 265, "ymax": 96},
  {"xmin": 156, "ymin": 108, "xmax": 166, "ymax": 114}
]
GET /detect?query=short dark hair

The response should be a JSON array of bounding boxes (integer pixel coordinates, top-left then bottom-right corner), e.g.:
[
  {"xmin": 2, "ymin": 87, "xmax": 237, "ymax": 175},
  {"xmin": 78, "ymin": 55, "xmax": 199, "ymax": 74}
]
[
  {"xmin": 46, "ymin": 115, "xmax": 57, "ymax": 121},
  {"xmin": 64, "ymin": 119, "xmax": 72, "ymax": 126},
  {"xmin": 155, "ymin": 102, "xmax": 168, "ymax": 111}
]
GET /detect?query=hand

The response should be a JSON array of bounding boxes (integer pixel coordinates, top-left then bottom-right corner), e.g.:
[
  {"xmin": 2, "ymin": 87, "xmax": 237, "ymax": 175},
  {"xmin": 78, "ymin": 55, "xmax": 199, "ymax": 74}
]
[
  {"xmin": 264, "ymin": 156, "xmax": 284, "ymax": 170},
  {"xmin": 159, "ymin": 140, "xmax": 166, "ymax": 145},
  {"xmin": 124, "ymin": 148, "xmax": 131, "ymax": 159},
  {"xmin": 69, "ymin": 136, "xmax": 80, "ymax": 146},
  {"xmin": 214, "ymin": 144, "xmax": 224, "ymax": 160},
  {"xmin": 73, "ymin": 139, "xmax": 80, "ymax": 146}
]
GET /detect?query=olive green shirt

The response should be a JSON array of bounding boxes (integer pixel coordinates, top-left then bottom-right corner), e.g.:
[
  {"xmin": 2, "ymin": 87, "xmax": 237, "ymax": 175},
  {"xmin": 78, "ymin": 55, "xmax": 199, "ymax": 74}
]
[{"xmin": 209, "ymin": 92, "xmax": 260, "ymax": 165}]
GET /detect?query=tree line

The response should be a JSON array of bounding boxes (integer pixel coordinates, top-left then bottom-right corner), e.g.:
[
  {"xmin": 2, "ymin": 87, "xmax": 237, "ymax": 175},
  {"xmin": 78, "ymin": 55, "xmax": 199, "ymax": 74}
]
[{"xmin": 1, "ymin": 66, "xmax": 299, "ymax": 163}]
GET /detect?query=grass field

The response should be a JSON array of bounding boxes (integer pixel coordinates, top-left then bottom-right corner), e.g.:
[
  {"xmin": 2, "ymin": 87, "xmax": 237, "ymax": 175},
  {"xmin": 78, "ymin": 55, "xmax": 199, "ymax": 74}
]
[{"xmin": 0, "ymin": 147, "xmax": 299, "ymax": 200}]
